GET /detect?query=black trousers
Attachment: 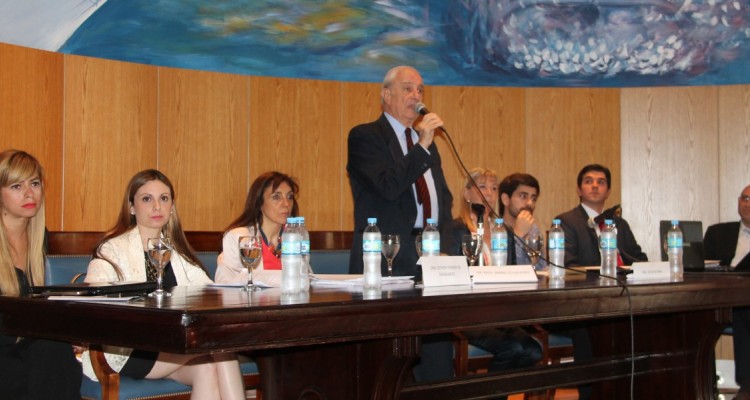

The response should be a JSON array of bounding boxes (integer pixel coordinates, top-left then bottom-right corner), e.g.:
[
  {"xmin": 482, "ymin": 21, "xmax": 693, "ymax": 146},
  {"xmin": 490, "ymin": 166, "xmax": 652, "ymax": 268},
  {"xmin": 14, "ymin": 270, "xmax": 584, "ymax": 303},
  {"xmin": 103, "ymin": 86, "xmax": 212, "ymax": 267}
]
[
  {"xmin": 0, "ymin": 336, "xmax": 82, "ymax": 400},
  {"xmin": 734, "ymin": 306, "xmax": 750, "ymax": 388}
]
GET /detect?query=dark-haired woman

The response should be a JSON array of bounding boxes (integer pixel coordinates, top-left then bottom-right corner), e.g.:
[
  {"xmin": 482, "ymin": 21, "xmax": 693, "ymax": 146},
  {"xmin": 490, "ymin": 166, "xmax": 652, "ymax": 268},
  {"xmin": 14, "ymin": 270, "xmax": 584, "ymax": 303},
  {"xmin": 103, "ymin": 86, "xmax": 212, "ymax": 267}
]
[{"xmin": 215, "ymin": 171, "xmax": 299, "ymax": 284}]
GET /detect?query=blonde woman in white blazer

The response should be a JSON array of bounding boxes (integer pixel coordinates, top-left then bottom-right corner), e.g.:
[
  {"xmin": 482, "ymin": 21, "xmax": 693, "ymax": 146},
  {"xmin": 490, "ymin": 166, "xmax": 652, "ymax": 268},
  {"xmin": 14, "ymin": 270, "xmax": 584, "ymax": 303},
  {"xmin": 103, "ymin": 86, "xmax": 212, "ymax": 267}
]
[{"xmin": 82, "ymin": 169, "xmax": 244, "ymax": 400}]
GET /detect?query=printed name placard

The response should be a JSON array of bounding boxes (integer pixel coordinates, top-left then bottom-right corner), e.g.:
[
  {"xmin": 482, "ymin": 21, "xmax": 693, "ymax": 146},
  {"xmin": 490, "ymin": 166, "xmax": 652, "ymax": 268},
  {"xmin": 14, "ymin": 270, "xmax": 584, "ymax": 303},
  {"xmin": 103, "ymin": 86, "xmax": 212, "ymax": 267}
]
[
  {"xmin": 420, "ymin": 256, "xmax": 472, "ymax": 287},
  {"xmin": 469, "ymin": 265, "xmax": 538, "ymax": 283},
  {"xmin": 627, "ymin": 261, "xmax": 671, "ymax": 281}
]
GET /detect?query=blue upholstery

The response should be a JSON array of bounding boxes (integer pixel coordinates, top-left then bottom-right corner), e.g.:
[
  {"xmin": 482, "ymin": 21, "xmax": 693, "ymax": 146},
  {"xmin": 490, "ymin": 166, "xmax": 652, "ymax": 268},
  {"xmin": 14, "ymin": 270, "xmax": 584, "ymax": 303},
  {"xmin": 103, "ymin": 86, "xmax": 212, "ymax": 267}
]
[
  {"xmin": 44, "ymin": 256, "xmax": 90, "ymax": 285},
  {"xmin": 195, "ymin": 252, "xmax": 219, "ymax": 279},
  {"xmin": 81, "ymin": 377, "xmax": 191, "ymax": 400},
  {"xmin": 309, "ymin": 250, "xmax": 350, "ymax": 274},
  {"xmin": 80, "ymin": 362, "xmax": 260, "ymax": 399},
  {"xmin": 46, "ymin": 253, "xmax": 220, "ymax": 284},
  {"xmin": 548, "ymin": 333, "xmax": 573, "ymax": 348}
]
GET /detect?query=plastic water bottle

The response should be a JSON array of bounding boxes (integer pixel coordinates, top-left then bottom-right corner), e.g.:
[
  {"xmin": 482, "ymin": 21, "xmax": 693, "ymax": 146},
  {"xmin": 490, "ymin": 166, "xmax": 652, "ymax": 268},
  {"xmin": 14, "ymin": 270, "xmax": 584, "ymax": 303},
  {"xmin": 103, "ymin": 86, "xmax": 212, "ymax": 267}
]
[
  {"xmin": 667, "ymin": 220, "xmax": 684, "ymax": 279},
  {"xmin": 490, "ymin": 218, "xmax": 508, "ymax": 266},
  {"xmin": 422, "ymin": 218, "xmax": 440, "ymax": 256},
  {"xmin": 281, "ymin": 217, "xmax": 302, "ymax": 294},
  {"xmin": 599, "ymin": 219, "xmax": 618, "ymax": 278},
  {"xmin": 297, "ymin": 216, "xmax": 310, "ymax": 291},
  {"xmin": 548, "ymin": 219, "xmax": 565, "ymax": 280},
  {"xmin": 362, "ymin": 218, "xmax": 382, "ymax": 289}
]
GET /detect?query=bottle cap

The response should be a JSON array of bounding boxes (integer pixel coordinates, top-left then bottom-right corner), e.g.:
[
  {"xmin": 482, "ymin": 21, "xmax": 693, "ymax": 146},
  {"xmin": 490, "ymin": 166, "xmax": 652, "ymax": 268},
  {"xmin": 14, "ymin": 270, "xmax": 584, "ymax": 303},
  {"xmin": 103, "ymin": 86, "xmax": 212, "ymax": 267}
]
[
  {"xmin": 287, "ymin": 217, "xmax": 296, "ymax": 223},
  {"xmin": 427, "ymin": 218, "xmax": 436, "ymax": 224},
  {"xmin": 671, "ymin": 220, "xmax": 679, "ymax": 225},
  {"xmin": 552, "ymin": 218, "xmax": 561, "ymax": 224},
  {"xmin": 604, "ymin": 219, "xmax": 613, "ymax": 225},
  {"xmin": 367, "ymin": 217, "xmax": 377, "ymax": 224},
  {"xmin": 495, "ymin": 218, "xmax": 504, "ymax": 224}
]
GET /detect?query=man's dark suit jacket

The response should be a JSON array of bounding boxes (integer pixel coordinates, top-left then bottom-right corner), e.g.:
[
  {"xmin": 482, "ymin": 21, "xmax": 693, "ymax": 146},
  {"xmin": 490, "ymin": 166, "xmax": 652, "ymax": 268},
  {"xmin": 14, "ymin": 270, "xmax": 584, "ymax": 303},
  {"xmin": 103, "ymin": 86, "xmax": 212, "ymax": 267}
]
[
  {"xmin": 347, "ymin": 113, "xmax": 453, "ymax": 276},
  {"xmin": 556, "ymin": 204, "xmax": 648, "ymax": 267},
  {"xmin": 704, "ymin": 221, "xmax": 750, "ymax": 270}
]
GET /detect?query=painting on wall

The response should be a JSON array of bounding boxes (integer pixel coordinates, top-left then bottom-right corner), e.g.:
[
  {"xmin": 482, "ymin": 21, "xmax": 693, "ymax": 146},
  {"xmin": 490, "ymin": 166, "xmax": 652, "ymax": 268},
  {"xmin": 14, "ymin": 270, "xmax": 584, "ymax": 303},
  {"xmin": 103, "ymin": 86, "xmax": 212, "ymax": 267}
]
[{"xmin": 1, "ymin": 0, "xmax": 749, "ymax": 87}]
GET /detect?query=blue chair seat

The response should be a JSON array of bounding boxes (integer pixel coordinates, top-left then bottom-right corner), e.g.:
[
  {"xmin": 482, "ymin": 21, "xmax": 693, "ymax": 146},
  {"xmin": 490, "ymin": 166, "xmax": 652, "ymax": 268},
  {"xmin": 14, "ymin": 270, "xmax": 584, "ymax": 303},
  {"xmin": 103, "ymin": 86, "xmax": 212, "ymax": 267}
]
[
  {"xmin": 81, "ymin": 376, "xmax": 190, "ymax": 400},
  {"xmin": 548, "ymin": 333, "xmax": 573, "ymax": 348}
]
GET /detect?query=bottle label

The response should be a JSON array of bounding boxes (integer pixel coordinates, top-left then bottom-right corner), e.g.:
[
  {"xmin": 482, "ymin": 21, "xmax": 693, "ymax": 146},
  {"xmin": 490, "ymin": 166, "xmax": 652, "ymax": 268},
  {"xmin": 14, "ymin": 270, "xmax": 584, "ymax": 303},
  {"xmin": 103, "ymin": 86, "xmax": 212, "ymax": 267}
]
[
  {"xmin": 423, "ymin": 239, "xmax": 440, "ymax": 253},
  {"xmin": 667, "ymin": 236, "xmax": 683, "ymax": 249},
  {"xmin": 548, "ymin": 237, "xmax": 565, "ymax": 250},
  {"xmin": 599, "ymin": 236, "xmax": 617, "ymax": 250},
  {"xmin": 363, "ymin": 239, "xmax": 382, "ymax": 253},
  {"xmin": 300, "ymin": 240, "xmax": 310, "ymax": 254},
  {"xmin": 491, "ymin": 238, "xmax": 508, "ymax": 251},
  {"xmin": 282, "ymin": 241, "xmax": 301, "ymax": 255}
]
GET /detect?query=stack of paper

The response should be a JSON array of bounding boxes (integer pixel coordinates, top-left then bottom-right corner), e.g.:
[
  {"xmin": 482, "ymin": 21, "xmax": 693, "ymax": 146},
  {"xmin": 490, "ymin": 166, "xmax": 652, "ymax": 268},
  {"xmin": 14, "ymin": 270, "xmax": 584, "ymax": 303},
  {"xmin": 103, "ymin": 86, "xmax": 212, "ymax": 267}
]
[{"xmin": 310, "ymin": 274, "xmax": 414, "ymax": 287}]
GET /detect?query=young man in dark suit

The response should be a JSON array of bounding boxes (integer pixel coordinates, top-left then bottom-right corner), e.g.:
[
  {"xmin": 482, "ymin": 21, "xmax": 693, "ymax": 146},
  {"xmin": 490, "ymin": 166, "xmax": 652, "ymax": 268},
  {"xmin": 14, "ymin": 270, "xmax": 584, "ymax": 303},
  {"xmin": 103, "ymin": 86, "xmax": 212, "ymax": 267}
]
[
  {"xmin": 552, "ymin": 164, "xmax": 648, "ymax": 400},
  {"xmin": 704, "ymin": 184, "xmax": 750, "ymax": 400},
  {"xmin": 555, "ymin": 164, "xmax": 648, "ymax": 267}
]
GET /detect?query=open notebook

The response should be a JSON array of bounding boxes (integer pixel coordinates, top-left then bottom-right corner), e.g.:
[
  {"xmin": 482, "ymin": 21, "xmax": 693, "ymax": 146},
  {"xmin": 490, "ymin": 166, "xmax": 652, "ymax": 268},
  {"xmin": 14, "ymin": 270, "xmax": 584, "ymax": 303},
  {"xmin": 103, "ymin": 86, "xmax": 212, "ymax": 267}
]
[{"xmin": 31, "ymin": 281, "xmax": 156, "ymax": 296}]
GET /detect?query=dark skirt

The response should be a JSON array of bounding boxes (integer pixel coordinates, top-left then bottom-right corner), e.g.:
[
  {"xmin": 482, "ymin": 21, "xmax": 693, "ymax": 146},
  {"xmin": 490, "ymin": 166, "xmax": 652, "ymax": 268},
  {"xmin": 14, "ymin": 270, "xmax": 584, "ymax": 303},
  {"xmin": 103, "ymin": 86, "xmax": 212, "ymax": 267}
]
[
  {"xmin": 0, "ymin": 335, "xmax": 82, "ymax": 400},
  {"xmin": 120, "ymin": 349, "xmax": 159, "ymax": 379}
]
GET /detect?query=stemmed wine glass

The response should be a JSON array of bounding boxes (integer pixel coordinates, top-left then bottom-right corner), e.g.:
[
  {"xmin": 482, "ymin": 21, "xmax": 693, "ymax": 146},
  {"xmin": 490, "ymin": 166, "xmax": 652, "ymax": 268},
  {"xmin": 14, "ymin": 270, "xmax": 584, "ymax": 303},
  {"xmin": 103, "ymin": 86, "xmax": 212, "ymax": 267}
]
[
  {"xmin": 525, "ymin": 233, "xmax": 544, "ymax": 268},
  {"xmin": 238, "ymin": 236, "xmax": 263, "ymax": 291},
  {"xmin": 147, "ymin": 237, "xmax": 172, "ymax": 297},
  {"xmin": 462, "ymin": 233, "xmax": 482, "ymax": 266},
  {"xmin": 381, "ymin": 234, "xmax": 400, "ymax": 277}
]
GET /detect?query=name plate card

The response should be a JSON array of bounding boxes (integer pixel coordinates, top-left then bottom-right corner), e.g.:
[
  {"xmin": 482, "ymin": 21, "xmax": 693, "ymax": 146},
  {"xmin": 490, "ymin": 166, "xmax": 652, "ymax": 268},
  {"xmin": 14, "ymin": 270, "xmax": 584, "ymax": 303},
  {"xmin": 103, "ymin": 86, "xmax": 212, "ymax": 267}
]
[
  {"xmin": 627, "ymin": 261, "xmax": 671, "ymax": 281},
  {"xmin": 420, "ymin": 256, "xmax": 472, "ymax": 287},
  {"xmin": 469, "ymin": 265, "xmax": 538, "ymax": 283}
]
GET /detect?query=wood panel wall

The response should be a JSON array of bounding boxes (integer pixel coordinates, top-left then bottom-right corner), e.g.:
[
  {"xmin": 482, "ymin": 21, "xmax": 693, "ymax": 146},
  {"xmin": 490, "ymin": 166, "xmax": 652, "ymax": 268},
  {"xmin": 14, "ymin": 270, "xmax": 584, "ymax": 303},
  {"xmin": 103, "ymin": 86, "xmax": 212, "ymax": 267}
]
[
  {"xmin": 2, "ymin": 42, "xmax": 749, "ymax": 258},
  {"xmin": 0, "ymin": 44, "xmax": 64, "ymax": 229},
  {"xmin": 622, "ymin": 86, "xmax": 721, "ymax": 261}
]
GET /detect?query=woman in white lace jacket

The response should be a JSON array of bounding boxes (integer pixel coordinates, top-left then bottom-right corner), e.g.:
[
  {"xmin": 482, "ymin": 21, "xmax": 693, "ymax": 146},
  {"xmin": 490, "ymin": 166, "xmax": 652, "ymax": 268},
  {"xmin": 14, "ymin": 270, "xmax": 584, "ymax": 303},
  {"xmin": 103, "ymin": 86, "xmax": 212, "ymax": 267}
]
[{"xmin": 82, "ymin": 169, "xmax": 244, "ymax": 400}]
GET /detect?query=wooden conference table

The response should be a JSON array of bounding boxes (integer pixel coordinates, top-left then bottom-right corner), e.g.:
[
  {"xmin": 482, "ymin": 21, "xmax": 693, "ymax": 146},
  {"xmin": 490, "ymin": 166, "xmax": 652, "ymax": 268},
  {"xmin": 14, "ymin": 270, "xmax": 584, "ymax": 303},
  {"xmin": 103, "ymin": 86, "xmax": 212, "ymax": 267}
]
[{"xmin": 0, "ymin": 272, "xmax": 748, "ymax": 400}]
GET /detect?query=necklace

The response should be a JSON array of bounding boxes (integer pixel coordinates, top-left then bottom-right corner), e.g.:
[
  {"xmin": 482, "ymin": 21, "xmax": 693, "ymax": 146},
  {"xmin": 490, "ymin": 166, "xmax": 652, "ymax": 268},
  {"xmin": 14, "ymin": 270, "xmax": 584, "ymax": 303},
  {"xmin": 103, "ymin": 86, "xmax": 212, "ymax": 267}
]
[{"xmin": 258, "ymin": 226, "xmax": 282, "ymax": 259}]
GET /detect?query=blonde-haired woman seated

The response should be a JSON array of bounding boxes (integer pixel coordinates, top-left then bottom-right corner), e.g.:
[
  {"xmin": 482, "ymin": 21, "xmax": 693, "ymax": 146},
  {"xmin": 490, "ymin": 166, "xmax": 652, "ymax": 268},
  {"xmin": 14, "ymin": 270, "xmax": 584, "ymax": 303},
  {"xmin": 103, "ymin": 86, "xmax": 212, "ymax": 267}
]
[{"xmin": 0, "ymin": 149, "xmax": 82, "ymax": 399}]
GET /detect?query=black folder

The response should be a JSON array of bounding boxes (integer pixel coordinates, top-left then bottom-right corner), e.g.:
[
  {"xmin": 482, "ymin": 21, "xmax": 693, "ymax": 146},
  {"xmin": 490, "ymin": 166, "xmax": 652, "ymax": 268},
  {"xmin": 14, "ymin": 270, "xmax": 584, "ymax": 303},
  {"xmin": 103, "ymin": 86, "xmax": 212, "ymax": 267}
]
[{"xmin": 31, "ymin": 281, "xmax": 157, "ymax": 296}]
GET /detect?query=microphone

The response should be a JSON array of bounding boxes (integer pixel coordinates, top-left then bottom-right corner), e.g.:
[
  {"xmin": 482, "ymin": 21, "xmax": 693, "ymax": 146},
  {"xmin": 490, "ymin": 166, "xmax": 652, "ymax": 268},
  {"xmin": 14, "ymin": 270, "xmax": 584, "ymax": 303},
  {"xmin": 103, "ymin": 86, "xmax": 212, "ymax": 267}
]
[
  {"xmin": 470, "ymin": 203, "xmax": 486, "ymax": 226},
  {"xmin": 415, "ymin": 102, "xmax": 430, "ymax": 115},
  {"xmin": 593, "ymin": 204, "xmax": 622, "ymax": 226}
]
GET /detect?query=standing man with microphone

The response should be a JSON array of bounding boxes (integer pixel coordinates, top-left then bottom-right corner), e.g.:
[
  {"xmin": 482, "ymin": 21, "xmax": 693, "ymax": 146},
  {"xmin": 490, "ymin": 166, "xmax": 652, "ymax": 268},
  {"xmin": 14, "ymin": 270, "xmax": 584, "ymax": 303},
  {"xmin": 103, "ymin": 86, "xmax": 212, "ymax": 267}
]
[
  {"xmin": 347, "ymin": 65, "xmax": 454, "ymax": 381},
  {"xmin": 347, "ymin": 65, "xmax": 453, "ymax": 277}
]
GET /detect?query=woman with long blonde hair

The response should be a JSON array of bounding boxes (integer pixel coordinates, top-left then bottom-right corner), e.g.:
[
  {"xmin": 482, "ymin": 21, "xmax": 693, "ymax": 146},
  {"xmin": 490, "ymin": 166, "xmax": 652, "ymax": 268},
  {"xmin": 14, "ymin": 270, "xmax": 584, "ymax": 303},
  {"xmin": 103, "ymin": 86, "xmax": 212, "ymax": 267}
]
[{"xmin": 0, "ymin": 149, "xmax": 81, "ymax": 399}]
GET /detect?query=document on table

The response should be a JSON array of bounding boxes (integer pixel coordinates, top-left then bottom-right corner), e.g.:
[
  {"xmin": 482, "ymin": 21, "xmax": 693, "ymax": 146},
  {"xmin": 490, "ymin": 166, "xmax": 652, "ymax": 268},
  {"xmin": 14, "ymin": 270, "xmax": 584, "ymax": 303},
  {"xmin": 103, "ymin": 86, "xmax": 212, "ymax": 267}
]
[
  {"xmin": 310, "ymin": 274, "xmax": 414, "ymax": 287},
  {"xmin": 47, "ymin": 295, "xmax": 140, "ymax": 302}
]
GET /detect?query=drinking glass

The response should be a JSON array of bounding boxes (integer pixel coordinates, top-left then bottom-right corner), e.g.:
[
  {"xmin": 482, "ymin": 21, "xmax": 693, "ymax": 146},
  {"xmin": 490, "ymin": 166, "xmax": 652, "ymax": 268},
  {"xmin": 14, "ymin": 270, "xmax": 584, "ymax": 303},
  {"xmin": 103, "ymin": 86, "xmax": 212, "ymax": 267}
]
[
  {"xmin": 147, "ymin": 237, "xmax": 172, "ymax": 297},
  {"xmin": 381, "ymin": 234, "xmax": 401, "ymax": 277},
  {"xmin": 461, "ymin": 234, "xmax": 482, "ymax": 266},
  {"xmin": 525, "ymin": 233, "xmax": 544, "ymax": 267},
  {"xmin": 238, "ymin": 236, "xmax": 263, "ymax": 291}
]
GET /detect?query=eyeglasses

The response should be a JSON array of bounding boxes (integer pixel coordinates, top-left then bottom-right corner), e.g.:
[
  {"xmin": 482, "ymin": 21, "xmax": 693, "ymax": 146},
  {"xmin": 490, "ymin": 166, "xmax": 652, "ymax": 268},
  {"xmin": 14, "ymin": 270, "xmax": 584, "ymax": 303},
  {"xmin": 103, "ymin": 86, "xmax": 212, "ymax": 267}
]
[{"xmin": 739, "ymin": 195, "xmax": 750, "ymax": 203}]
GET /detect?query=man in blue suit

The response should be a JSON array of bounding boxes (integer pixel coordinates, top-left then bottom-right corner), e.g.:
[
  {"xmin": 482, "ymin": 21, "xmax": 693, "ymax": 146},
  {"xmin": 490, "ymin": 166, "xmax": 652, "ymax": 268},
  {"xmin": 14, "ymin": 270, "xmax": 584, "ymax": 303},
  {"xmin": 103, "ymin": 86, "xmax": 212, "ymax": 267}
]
[
  {"xmin": 347, "ymin": 66, "xmax": 454, "ymax": 382},
  {"xmin": 705, "ymin": 184, "xmax": 750, "ymax": 400}
]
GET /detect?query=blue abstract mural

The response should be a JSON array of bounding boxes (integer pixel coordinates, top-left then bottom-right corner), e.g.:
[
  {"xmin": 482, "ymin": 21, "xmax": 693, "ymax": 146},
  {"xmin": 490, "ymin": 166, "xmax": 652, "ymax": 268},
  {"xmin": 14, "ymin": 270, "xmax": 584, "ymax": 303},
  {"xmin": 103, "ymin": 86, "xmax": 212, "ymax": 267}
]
[{"xmin": 3, "ymin": 0, "xmax": 750, "ymax": 87}]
